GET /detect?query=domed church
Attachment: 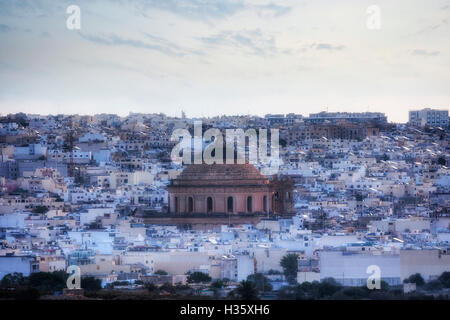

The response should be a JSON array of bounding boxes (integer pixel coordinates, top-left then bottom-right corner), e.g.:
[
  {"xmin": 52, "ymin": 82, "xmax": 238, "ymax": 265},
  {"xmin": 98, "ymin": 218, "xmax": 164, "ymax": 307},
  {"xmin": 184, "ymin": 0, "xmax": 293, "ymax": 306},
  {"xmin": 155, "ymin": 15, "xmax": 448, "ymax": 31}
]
[{"xmin": 168, "ymin": 163, "xmax": 294, "ymax": 216}]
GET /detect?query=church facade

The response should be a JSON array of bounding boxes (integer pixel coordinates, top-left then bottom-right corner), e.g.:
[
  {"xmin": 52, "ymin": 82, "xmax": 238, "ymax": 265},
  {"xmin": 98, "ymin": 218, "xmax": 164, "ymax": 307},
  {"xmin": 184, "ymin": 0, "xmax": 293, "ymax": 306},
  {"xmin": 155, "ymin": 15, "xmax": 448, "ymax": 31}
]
[{"xmin": 168, "ymin": 164, "xmax": 294, "ymax": 215}]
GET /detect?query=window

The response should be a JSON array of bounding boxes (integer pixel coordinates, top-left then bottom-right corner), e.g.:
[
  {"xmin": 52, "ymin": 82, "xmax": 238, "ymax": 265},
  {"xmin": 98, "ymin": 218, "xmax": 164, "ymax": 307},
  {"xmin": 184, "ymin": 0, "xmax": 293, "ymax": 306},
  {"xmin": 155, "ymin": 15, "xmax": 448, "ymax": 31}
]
[
  {"xmin": 207, "ymin": 197, "xmax": 213, "ymax": 213},
  {"xmin": 188, "ymin": 196, "xmax": 194, "ymax": 213},
  {"xmin": 227, "ymin": 197, "xmax": 233, "ymax": 213},
  {"xmin": 247, "ymin": 196, "xmax": 253, "ymax": 213},
  {"xmin": 174, "ymin": 197, "xmax": 179, "ymax": 213},
  {"xmin": 263, "ymin": 196, "xmax": 267, "ymax": 213}
]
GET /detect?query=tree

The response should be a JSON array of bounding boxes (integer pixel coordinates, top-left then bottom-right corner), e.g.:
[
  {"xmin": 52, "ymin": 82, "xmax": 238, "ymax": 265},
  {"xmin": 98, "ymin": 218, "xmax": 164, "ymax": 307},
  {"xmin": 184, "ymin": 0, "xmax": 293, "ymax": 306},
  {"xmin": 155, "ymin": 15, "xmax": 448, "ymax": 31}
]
[
  {"xmin": 159, "ymin": 283, "xmax": 176, "ymax": 294},
  {"xmin": 335, "ymin": 286, "xmax": 369, "ymax": 300},
  {"xmin": 0, "ymin": 272, "xmax": 27, "ymax": 289},
  {"xmin": 280, "ymin": 254, "xmax": 299, "ymax": 284},
  {"xmin": 267, "ymin": 269, "xmax": 282, "ymax": 275},
  {"xmin": 234, "ymin": 280, "xmax": 259, "ymax": 300},
  {"xmin": 186, "ymin": 272, "xmax": 211, "ymax": 284},
  {"xmin": 277, "ymin": 279, "xmax": 342, "ymax": 300},
  {"xmin": 318, "ymin": 278, "xmax": 342, "ymax": 298},
  {"xmin": 81, "ymin": 276, "xmax": 102, "ymax": 291},
  {"xmin": 438, "ymin": 271, "xmax": 450, "ymax": 288},
  {"xmin": 87, "ymin": 222, "xmax": 102, "ymax": 229},
  {"xmin": 0, "ymin": 271, "xmax": 71, "ymax": 295},
  {"xmin": 12, "ymin": 113, "xmax": 29, "ymax": 128},
  {"xmin": 425, "ymin": 280, "xmax": 443, "ymax": 291},
  {"xmin": 210, "ymin": 280, "xmax": 226, "ymax": 298},
  {"xmin": 28, "ymin": 271, "xmax": 67, "ymax": 293},
  {"xmin": 174, "ymin": 283, "xmax": 193, "ymax": 294},
  {"xmin": 404, "ymin": 273, "xmax": 425, "ymax": 287},
  {"xmin": 32, "ymin": 206, "xmax": 49, "ymax": 214},
  {"xmin": 154, "ymin": 270, "xmax": 168, "ymax": 275},
  {"xmin": 379, "ymin": 280, "xmax": 390, "ymax": 291},
  {"xmin": 297, "ymin": 281, "xmax": 318, "ymax": 299},
  {"xmin": 145, "ymin": 282, "xmax": 158, "ymax": 293},
  {"xmin": 210, "ymin": 279, "xmax": 225, "ymax": 289},
  {"xmin": 277, "ymin": 285, "xmax": 300, "ymax": 300},
  {"xmin": 247, "ymin": 273, "xmax": 272, "ymax": 292}
]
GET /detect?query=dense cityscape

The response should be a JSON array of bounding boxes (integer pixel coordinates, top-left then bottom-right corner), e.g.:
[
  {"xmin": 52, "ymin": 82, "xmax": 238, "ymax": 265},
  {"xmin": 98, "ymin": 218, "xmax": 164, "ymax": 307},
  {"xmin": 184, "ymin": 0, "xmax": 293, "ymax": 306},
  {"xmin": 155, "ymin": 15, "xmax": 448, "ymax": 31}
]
[{"xmin": 0, "ymin": 108, "xmax": 449, "ymax": 300}]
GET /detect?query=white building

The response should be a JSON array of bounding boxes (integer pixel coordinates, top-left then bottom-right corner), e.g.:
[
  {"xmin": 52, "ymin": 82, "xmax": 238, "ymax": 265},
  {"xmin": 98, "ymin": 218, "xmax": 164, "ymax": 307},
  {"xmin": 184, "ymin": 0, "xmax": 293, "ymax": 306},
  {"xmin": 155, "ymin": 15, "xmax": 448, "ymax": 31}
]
[
  {"xmin": 79, "ymin": 207, "xmax": 116, "ymax": 226},
  {"xmin": 409, "ymin": 108, "xmax": 448, "ymax": 127},
  {"xmin": 0, "ymin": 255, "xmax": 39, "ymax": 280},
  {"xmin": 220, "ymin": 253, "xmax": 254, "ymax": 282},
  {"xmin": 319, "ymin": 250, "xmax": 402, "ymax": 286},
  {"xmin": 0, "ymin": 213, "xmax": 28, "ymax": 228},
  {"xmin": 14, "ymin": 144, "xmax": 47, "ymax": 160}
]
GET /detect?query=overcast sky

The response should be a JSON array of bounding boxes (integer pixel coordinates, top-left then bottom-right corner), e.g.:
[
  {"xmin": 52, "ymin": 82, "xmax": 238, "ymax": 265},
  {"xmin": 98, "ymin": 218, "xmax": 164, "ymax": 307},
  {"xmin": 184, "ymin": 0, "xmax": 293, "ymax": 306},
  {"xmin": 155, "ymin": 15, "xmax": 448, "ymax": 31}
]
[{"xmin": 0, "ymin": 0, "xmax": 449, "ymax": 122}]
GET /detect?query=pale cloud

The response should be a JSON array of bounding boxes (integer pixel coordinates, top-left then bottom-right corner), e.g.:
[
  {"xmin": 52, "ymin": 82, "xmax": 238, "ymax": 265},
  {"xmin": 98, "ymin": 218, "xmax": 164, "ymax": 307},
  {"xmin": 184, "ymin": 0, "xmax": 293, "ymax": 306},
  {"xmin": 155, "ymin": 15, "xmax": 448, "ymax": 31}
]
[
  {"xmin": 314, "ymin": 43, "xmax": 346, "ymax": 51},
  {"xmin": 199, "ymin": 29, "xmax": 279, "ymax": 56},
  {"xmin": 79, "ymin": 32, "xmax": 200, "ymax": 57},
  {"xmin": 116, "ymin": 0, "xmax": 247, "ymax": 20},
  {"xmin": 411, "ymin": 49, "xmax": 440, "ymax": 56},
  {"xmin": 254, "ymin": 3, "xmax": 292, "ymax": 18},
  {"xmin": 0, "ymin": 24, "xmax": 12, "ymax": 32}
]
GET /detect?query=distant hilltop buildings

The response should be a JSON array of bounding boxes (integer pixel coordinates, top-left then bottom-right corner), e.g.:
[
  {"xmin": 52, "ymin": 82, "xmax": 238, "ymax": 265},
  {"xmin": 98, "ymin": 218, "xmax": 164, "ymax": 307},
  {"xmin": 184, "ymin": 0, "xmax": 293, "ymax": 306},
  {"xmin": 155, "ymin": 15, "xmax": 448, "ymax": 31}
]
[
  {"xmin": 409, "ymin": 108, "xmax": 449, "ymax": 128},
  {"xmin": 306, "ymin": 112, "xmax": 388, "ymax": 124},
  {"xmin": 265, "ymin": 112, "xmax": 387, "ymax": 126},
  {"xmin": 265, "ymin": 109, "xmax": 449, "ymax": 128}
]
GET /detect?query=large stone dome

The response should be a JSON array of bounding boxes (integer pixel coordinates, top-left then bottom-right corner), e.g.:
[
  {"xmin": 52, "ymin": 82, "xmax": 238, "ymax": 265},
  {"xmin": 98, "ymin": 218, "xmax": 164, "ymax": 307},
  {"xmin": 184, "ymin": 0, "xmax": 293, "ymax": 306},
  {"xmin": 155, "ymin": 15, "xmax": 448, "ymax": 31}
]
[
  {"xmin": 170, "ymin": 163, "xmax": 270, "ymax": 187},
  {"xmin": 168, "ymin": 163, "xmax": 294, "ymax": 215}
]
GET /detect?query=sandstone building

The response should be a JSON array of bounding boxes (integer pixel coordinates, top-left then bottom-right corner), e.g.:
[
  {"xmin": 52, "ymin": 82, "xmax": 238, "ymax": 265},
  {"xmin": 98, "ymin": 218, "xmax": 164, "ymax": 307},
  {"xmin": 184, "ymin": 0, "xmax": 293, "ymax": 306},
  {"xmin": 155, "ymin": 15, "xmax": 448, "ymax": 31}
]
[{"xmin": 168, "ymin": 164, "xmax": 294, "ymax": 216}]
